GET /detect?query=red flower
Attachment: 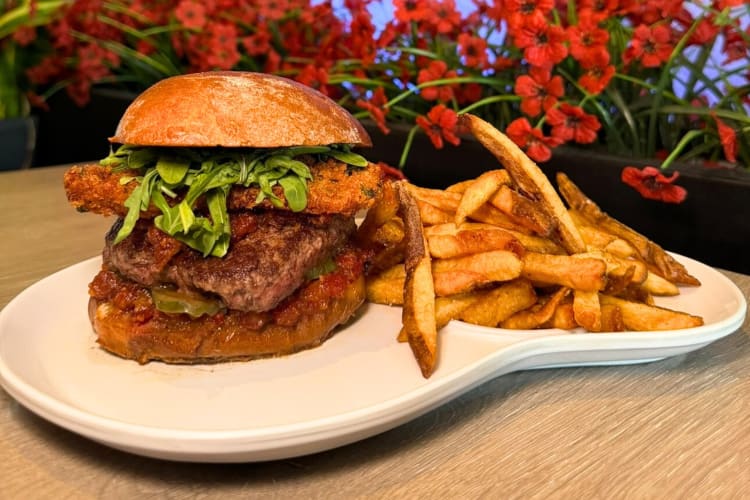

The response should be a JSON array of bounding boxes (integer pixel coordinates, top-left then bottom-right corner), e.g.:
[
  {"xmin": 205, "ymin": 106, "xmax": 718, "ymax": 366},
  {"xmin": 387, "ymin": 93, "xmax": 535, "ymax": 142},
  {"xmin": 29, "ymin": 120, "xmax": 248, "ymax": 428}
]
[
  {"xmin": 242, "ymin": 30, "xmax": 272, "ymax": 56},
  {"xmin": 257, "ymin": 0, "xmax": 289, "ymax": 21},
  {"xmin": 712, "ymin": 113, "xmax": 738, "ymax": 163},
  {"xmin": 458, "ymin": 33, "xmax": 489, "ymax": 69},
  {"xmin": 623, "ymin": 24, "xmax": 674, "ymax": 68},
  {"xmin": 456, "ymin": 82, "xmax": 483, "ymax": 105},
  {"xmin": 416, "ymin": 105, "xmax": 461, "ymax": 149},
  {"xmin": 721, "ymin": 26, "xmax": 749, "ymax": 65},
  {"xmin": 513, "ymin": 16, "xmax": 568, "ymax": 68},
  {"xmin": 578, "ymin": 49, "xmax": 615, "ymax": 95},
  {"xmin": 356, "ymin": 87, "xmax": 390, "ymax": 134},
  {"xmin": 567, "ymin": 12, "xmax": 610, "ymax": 64},
  {"xmin": 175, "ymin": 0, "xmax": 206, "ymax": 30},
  {"xmin": 506, "ymin": 0, "xmax": 555, "ymax": 30},
  {"xmin": 296, "ymin": 65, "xmax": 330, "ymax": 96},
  {"xmin": 621, "ymin": 166, "xmax": 687, "ymax": 204},
  {"xmin": 514, "ymin": 66, "xmax": 564, "ymax": 117},
  {"xmin": 393, "ymin": 0, "xmax": 431, "ymax": 24},
  {"xmin": 417, "ymin": 60, "xmax": 457, "ymax": 102},
  {"xmin": 577, "ymin": 0, "xmax": 619, "ymax": 22},
  {"xmin": 425, "ymin": 0, "xmax": 461, "ymax": 35},
  {"xmin": 12, "ymin": 26, "xmax": 36, "ymax": 46},
  {"xmin": 506, "ymin": 118, "xmax": 561, "ymax": 162},
  {"xmin": 546, "ymin": 103, "xmax": 601, "ymax": 143}
]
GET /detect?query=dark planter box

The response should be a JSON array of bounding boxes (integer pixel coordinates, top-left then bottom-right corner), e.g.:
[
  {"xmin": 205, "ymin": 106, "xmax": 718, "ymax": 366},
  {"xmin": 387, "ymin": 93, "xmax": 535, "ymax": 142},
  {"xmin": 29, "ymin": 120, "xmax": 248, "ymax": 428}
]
[
  {"xmin": 0, "ymin": 116, "xmax": 36, "ymax": 171},
  {"xmin": 365, "ymin": 125, "xmax": 750, "ymax": 275},
  {"xmin": 32, "ymin": 88, "xmax": 134, "ymax": 167}
]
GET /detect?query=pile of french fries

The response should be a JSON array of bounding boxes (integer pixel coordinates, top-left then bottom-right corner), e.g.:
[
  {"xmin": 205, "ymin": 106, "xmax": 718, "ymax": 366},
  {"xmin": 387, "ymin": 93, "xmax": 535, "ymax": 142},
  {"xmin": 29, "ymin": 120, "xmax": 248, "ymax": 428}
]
[{"xmin": 358, "ymin": 114, "xmax": 703, "ymax": 378}]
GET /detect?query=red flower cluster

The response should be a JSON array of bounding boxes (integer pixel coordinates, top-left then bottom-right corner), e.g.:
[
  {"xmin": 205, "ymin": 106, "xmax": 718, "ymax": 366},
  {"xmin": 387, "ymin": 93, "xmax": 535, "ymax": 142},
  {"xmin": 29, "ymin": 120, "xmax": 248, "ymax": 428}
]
[{"xmin": 12, "ymin": 0, "xmax": 749, "ymax": 204}]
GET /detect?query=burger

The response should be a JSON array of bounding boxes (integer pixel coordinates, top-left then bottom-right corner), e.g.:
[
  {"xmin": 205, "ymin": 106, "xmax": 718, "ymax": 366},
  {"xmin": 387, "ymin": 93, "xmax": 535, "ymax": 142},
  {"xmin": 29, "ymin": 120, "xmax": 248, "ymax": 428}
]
[{"xmin": 63, "ymin": 71, "xmax": 383, "ymax": 363}]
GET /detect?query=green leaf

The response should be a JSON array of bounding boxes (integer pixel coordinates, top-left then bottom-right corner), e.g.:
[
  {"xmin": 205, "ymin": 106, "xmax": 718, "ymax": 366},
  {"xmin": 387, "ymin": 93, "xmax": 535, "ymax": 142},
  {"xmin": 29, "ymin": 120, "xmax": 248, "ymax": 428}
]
[
  {"xmin": 327, "ymin": 149, "xmax": 369, "ymax": 167},
  {"xmin": 278, "ymin": 176, "xmax": 308, "ymax": 212},
  {"xmin": 156, "ymin": 156, "xmax": 190, "ymax": 184}
]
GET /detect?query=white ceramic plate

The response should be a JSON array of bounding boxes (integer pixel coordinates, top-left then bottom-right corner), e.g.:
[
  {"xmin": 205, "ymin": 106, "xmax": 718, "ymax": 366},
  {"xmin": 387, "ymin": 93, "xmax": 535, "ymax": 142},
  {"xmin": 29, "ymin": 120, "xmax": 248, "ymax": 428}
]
[{"xmin": 0, "ymin": 255, "xmax": 745, "ymax": 462}]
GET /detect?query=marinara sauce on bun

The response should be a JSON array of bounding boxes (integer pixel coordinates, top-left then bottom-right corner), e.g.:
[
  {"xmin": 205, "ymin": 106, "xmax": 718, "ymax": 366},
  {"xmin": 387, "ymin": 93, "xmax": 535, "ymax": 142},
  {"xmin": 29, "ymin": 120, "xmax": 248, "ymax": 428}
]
[{"xmin": 64, "ymin": 71, "xmax": 384, "ymax": 363}]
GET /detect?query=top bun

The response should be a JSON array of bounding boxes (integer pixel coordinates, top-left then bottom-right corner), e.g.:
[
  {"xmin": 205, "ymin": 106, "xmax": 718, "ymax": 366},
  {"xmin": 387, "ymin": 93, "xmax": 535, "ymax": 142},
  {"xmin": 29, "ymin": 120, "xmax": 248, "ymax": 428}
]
[{"xmin": 110, "ymin": 72, "xmax": 372, "ymax": 148}]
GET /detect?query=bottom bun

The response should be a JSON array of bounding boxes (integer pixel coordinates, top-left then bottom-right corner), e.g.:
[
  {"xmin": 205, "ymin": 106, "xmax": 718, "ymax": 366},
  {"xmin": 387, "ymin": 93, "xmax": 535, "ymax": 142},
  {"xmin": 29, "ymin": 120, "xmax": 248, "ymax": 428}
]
[{"xmin": 89, "ymin": 260, "xmax": 366, "ymax": 364}]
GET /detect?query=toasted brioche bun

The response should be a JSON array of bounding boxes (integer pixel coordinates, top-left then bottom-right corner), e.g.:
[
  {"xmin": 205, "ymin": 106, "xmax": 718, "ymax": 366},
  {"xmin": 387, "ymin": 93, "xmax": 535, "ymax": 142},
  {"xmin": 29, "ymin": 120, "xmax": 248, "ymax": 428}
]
[
  {"xmin": 89, "ymin": 274, "xmax": 366, "ymax": 364},
  {"xmin": 110, "ymin": 71, "xmax": 372, "ymax": 148}
]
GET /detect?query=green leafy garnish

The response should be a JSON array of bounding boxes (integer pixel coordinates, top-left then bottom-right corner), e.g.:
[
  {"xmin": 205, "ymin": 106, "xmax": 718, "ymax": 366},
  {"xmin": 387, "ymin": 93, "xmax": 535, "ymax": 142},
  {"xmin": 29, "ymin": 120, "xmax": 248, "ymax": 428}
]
[
  {"xmin": 150, "ymin": 287, "xmax": 224, "ymax": 317},
  {"xmin": 304, "ymin": 258, "xmax": 337, "ymax": 280},
  {"xmin": 102, "ymin": 144, "xmax": 368, "ymax": 257}
]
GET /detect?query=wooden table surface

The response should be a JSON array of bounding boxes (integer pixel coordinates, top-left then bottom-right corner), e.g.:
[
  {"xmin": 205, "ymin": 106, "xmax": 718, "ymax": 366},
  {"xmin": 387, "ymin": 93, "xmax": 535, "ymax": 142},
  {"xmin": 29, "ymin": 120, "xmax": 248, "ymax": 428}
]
[{"xmin": 1, "ymin": 166, "xmax": 748, "ymax": 499}]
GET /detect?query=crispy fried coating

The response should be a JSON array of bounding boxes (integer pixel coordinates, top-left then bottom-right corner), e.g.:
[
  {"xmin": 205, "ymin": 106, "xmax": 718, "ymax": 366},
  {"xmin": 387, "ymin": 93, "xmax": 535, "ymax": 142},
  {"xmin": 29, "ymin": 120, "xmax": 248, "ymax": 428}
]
[{"xmin": 64, "ymin": 158, "xmax": 384, "ymax": 217}]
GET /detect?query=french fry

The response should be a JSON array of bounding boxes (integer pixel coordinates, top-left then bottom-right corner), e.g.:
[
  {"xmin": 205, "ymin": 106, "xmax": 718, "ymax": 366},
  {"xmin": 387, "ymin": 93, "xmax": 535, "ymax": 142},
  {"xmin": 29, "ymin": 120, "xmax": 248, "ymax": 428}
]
[
  {"xmin": 445, "ymin": 179, "xmax": 474, "ymax": 194},
  {"xmin": 461, "ymin": 113, "xmax": 587, "ymax": 254},
  {"xmin": 397, "ymin": 291, "xmax": 484, "ymax": 342},
  {"xmin": 397, "ymin": 183, "xmax": 438, "ymax": 377},
  {"xmin": 427, "ymin": 228, "xmax": 524, "ymax": 259},
  {"xmin": 416, "ymin": 199, "xmax": 454, "ymax": 225},
  {"xmin": 557, "ymin": 172, "xmax": 700, "ymax": 286},
  {"xmin": 501, "ymin": 287, "xmax": 571, "ymax": 329},
  {"xmin": 406, "ymin": 184, "xmax": 461, "ymax": 212},
  {"xmin": 573, "ymin": 289, "xmax": 602, "ymax": 332},
  {"xmin": 458, "ymin": 279, "xmax": 537, "ymax": 327},
  {"xmin": 599, "ymin": 294, "xmax": 704, "ymax": 330},
  {"xmin": 455, "ymin": 169, "xmax": 510, "ymax": 225},
  {"xmin": 433, "ymin": 270, "xmax": 493, "ymax": 296},
  {"xmin": 489, "ymin": 184, "xmax": 555, "ymax": 236},
  {"xmin": 641, "ymin": 271, "xmax": 680, "ymax": 296},
  {"xmin": 372, "ymin": 217, "xmax": 404, "ymax": 246},
  {"xmin": 599, "ymin": 303, "xmax": 625, "ymax": 332},
  {"xmin": 544, "ymin": 301, "xmax": 578, "ymax": 329},
  {"xmin": 521, "ymin": 252, "xmax": 607, "ymax": 291},
  {"xmin": 357, "ymin": 180, "xmax": 399, "ymax": 243},
  {"xmin": 366, "ymin": 275, "xmax": 404, "ymax": 305},
  {"xmin": 434, "ymin": 249, "xmax": 523, "ymax": 283}
]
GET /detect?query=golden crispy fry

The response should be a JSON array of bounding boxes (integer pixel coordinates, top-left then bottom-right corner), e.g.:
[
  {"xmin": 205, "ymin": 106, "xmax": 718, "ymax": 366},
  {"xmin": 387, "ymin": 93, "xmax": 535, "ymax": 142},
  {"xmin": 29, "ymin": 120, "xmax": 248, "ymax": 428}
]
[
  {"xmin": 604, "ymin": 264, "xmax": 637, "ymax": 296},
  {"xmin": 358, "ymin": 180, "xmax": 399, "ymax": 243},
  {"xmin": 445, "ymin": 179, "xmax": 473, "ymax": 194},
  {"xmin": 458, "ymin": 279, "xmax": 537, "ymax": 327},
  {"xmin": 427, "ymin": 228, "xmax": 524, "ymax": 259},
  {"xmin": 489, "ymin": 185, "xmax": 555, "ymax": 236},
  {"xmin": 434, "ymin": 249, "xmax": 523, "ymax": 283},
  {"xmin": 544, "ymin": 301, "xmax": 578, "ymax": 329},
  {"xmin": 501, "ymin": 287, "xmax": 571, "ymax": 330},
  {"xmin": 406, "ymin": 184, "xmax": 460, "ymax": 212},
  {"xmin": 397, "ymin": 292, "xmax": 484, "ymax": 342},
  {"xmin": 366, "ymin": 275, "xmax": 404, "ymax": 305},
  {"xmin": 600, "ymin": 303, "xmax": 625, "ymax": 332},
  {"xmin": 641, "ymin": 271, "xmax": 680, "ymax": 296},
  {"xmin": 415, "ymin": 199, "xmax": 454, "ymax": 225},
  {"xmin": 557, "ymin": 172, "xmax": 700, "ymax": 286},
  {"xmin": 371, "ymin": 217, "xmax": 405, "ymax": 246},
  {"xmin": 433, "ymin": 270, "xmax": 493, "ymax": 296},
  {"xmin": 599, "ymin": 294, "xmax": 704, "ymax": 330},
  {"xmin": 579, "ymin": 250, "xmax": 647, "ymax": 285},
  {"xmin": 460, "ymin": 114, "xmax": 586, "ymax": 254},
  {"xmin": 455, "ymin": 169, "xmax": 510, "ymax": 225},
  {"xmin": 521, "ymin": 252, "xmax": 607, "ymax": 292},
  {"xmin": 576, "ymin": 223, "xmax": 639, "ymax": 259},
  {"xmin": 573, "ymin": 289, "xmax": 602, "ymax": 332},
  {"xmin": 397, "ymin": 183, "xmax": 438, "ymax": 377}
]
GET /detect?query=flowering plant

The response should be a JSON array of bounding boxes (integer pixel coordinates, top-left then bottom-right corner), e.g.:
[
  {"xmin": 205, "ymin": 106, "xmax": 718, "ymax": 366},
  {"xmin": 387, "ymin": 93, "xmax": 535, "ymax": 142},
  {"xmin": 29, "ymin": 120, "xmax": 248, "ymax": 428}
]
[
  {"xmin": 0, "ymin": 0, "xmax": 66, "ymax": 119},
  {"xmin": 15, "ymin": 0, "xmax": 750, "ymax": 201}
]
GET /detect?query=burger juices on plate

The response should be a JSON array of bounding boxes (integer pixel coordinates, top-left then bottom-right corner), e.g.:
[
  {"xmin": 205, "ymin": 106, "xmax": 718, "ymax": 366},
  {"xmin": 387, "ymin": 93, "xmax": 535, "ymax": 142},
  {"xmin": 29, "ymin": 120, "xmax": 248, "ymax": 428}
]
[{"xmin": 63, "ymin": 71, "xmax": 384, "ymax": 363}]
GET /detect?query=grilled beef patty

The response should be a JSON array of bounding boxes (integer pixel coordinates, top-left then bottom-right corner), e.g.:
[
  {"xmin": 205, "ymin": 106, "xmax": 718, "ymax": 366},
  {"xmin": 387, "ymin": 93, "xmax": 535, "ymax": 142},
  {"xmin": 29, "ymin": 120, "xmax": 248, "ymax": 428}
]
[{"xmin": 102, "ymin": 211, "xmax": 356, "ymax": 312}]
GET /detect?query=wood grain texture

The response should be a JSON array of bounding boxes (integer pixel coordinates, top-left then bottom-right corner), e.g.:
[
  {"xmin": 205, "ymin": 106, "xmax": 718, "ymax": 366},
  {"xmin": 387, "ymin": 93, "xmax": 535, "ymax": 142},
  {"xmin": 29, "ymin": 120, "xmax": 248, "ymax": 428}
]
[{"xmin": 1, "ymin": 166, "xmax": 748, "ymax": 499}]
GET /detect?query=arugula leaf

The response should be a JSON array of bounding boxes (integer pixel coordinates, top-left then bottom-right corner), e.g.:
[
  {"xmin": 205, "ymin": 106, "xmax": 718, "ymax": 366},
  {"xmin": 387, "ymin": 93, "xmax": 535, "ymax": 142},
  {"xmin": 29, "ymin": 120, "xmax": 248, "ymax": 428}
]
[{"xmin": 103, "ymin": 144, "xmax": 367, "ymax": 257}]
